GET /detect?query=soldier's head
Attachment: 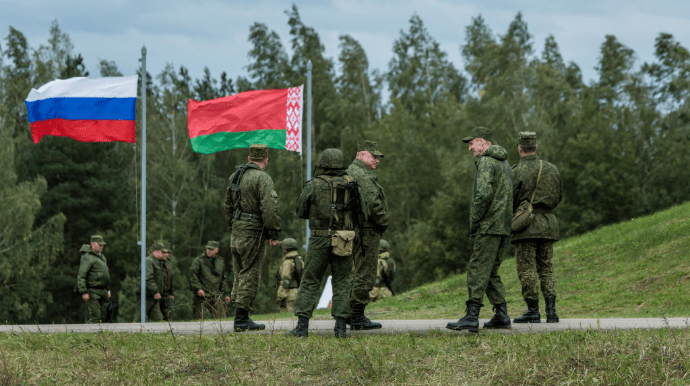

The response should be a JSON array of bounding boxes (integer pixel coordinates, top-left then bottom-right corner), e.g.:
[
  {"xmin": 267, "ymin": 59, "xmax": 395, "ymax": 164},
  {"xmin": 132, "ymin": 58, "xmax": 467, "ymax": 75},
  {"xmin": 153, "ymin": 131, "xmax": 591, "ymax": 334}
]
[
  {"xmin": 463, "ymin": 127, "xmax": 493, "ymax": 158},
  {"xmin": 161, "ymin": 240, "xmax": 171, "ymax": 260},
  {"xmin": 518, "ymin": 131, "xmax": 538, "ymax": 156},
  {"xmin": 356, "ymin": 140, "xmax": 384, "ymax": 170},
  {"xmin": 90, "ymin": 235, "xmax": 106, "ymax": 253},
  {"xmin": 151, "ymin": 240, "xmax": 167, "ymax": 259},
  {"xmin": 280, "ymin": 238, "xmax": 298, "ymax": 253},
  {"xmin": 248, "ymin": 143, "xmax": 269, "ymax": 169},
  {"xmin": 379, "ymin": 239, "xmax": 390, "ymax": 253},
  {"xmin": 206, "ymin": 240, "xmax": 220, "ymax": 257},
  {"xmin": 316, "ymin": 148, "xmax": 348, "ymax": 171}
]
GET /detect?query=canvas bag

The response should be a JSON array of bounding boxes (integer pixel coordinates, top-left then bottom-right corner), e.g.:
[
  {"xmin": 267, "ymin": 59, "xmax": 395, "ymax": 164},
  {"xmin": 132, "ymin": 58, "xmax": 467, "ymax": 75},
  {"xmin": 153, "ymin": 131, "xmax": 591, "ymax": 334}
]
[{"xmin": 511, "ymin": 160, "xmax": 543, "ymax": 232}]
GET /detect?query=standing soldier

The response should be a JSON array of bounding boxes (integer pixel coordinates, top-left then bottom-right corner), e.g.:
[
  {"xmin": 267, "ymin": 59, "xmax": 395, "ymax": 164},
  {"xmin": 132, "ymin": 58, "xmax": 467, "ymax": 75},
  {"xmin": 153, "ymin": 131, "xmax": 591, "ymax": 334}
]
[
  {"xmin": 511, "ymin": 132, "xmax": 563, "ymax": 323},
  {"xmin": 347, "ymin": 140, "xmax": 389, "ymax": 330},
  {"xmin": 189, "ymin": 241, "xmax": 231, "ymax": 319},
  {"xmin": 142, "ymin": 241, "xmax": 166, "ymax": 322},
  {"xmin": 224, "ymin": 144, "xmax": 281, "ymax": 332},
  {"xmin": 447, "ymin": 127, "xmax": 513, "ymax": 332},
  {"xmin": 160, "ymin": 241, "xmax": 175, "ymax": 321},
  {"xmin": 287, "ymin": 148, "xmax": 362, "ymax": 338},
  {"xmin": 275, "ymin": 238, "xmax": 303, "ymax": 312},
  {"xmin": 77, "ymin": 235, "xmax": 111, "ymax": 323},
  {"xmin": 369, "ymin": 239, "xmax": 395, "ymax": 302}
]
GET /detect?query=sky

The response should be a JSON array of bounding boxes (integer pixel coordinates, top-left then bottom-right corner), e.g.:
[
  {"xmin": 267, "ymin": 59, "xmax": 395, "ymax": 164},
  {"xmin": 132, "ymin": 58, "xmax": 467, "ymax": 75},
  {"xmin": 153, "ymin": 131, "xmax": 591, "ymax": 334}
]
[{"xmin": 2, "ymin": 0, "xmax": 690, "ymax": 90}]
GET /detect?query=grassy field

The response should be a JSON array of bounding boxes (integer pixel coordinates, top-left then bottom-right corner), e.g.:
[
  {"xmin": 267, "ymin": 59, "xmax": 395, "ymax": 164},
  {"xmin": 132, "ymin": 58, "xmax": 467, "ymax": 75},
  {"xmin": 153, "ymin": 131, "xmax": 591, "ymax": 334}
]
[{"xmin": 1, "ymin": 202, "xmax": 690, "ymax": 385}]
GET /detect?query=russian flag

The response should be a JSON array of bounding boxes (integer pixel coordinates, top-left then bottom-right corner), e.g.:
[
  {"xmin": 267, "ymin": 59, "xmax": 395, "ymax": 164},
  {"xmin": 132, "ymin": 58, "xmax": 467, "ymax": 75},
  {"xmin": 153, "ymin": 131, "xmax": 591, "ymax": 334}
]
[{"xmin": 25, "ymin": 76, "xmax": 137, "ymax": 144}]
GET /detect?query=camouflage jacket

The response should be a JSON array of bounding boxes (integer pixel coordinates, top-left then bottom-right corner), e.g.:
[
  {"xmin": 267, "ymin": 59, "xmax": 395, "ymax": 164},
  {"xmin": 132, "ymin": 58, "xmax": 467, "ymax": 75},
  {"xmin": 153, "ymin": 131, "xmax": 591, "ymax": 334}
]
[
  {"xmin": 76, "ymin": 244, "xmax": 110, "ymax": 294},
  {"xmin": 161, "ymin": 258, "xmax": 174, "ymax": 296},
  {"xmin": 470, "ymin": 145, "xmax": 513, "ymax": 236},
  {"xmin": 375, "ymin": 252, "xmax": 396, "ymax": 288},
  {"xmin": 189, "ymin": 253, "xmax": 229, "ymax": 296},
  {"xmin": 145, "ymin": 254, "xmax": 163, "ymax": 298},
  {"xmin": 224, "ymin": 162, "xmax": 281, "ymax": 240},
  {"xmin": 511, "ymin": 154, "xmax": 563, "ymax": 242},
  {"xmin": 295, "ymin": 170, "xmax": 361, "ymax": 231},
  {"xmin": 346, "ymin": 159, "xmax": 389, "ymax": 233},
  {"xmin": 279, "ymin": 250, "xmax": 303, "ymax": 289}
]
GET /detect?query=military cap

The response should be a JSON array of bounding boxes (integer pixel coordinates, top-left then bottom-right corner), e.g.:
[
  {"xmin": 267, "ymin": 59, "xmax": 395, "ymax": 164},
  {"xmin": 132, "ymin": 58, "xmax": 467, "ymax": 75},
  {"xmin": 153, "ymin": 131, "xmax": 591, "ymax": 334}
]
[
  {"xmin": 160, "ymin": 240, "xmax": 171, "ymax": 253},
  {"xmin": 357, "ymin": 140, "xmax": 384, "ymax": 157},
  {"xmin": 462, "ymin": 126, "xmax": 494, "ymax": 143},
  {"xmin": 249, "ymin": 143, "xmax": 269, "ymax": 161},
  {"xmin": 150, "ymin": 240, "xmax": 167, "ymax": 252},
  {"xmin": 90, "ymin": 235, "xmax": 106, "ymax": 246},
  {"xmin": 518, "ymin": 131, "xmax": 537, "ymax": 148},
  {"xmin": 206, "ymin": 240, "xmax": 220, "ymax": 249}
]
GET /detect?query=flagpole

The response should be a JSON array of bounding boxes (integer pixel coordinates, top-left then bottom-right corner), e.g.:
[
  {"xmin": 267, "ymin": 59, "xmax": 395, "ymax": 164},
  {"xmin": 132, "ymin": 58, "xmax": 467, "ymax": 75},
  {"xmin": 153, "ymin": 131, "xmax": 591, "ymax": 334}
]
[
  {"xmin": 139, "ymin": 46, "xmax": 147, "ymax": 323},
  {"xmin": 305, "ymin": 60, "xmax": 312, "ymax": 250}
]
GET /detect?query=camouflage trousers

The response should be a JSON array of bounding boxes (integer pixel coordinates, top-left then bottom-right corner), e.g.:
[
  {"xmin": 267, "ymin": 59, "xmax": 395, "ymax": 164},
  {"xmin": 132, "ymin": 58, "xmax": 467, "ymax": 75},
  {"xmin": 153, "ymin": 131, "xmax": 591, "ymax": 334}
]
[
  {"xmin": 84, "ymin": 289, "xmax": 109, "ymax": 323},
  {"xmin": 192, "ymin": 294, "xmax": 228, "ymax": 320},
  {"xmin": 160, "ymin": 295, "xmax": 174, "ymax": 321},
  {"xmin": 294, "ymin": 236, "xmax": 353, "ymax": 319},
  {"xmin": 145, "ymin": 297, "xmax": 164, "ymax": 322},
  {"xmin": 515, "ymin": 240, "xmax": 557, "ymax": 300},
  {"xmin": 276, "ymin": 287, "xmax": 297, "ymax": 312},
  {"xmin": 466, "ymin": 234, "xmax": 508, "ymax": 305},
  {"xmin": 369, "ymin": 286, "xmax": 393, "ymax": 302},
  {"xmin": 350, "ymin": 229, "xmax": 381, "ymax": 305},
  {"xmin": 230, "ymin": 230, "xmax": 267, "ymax": 313}
]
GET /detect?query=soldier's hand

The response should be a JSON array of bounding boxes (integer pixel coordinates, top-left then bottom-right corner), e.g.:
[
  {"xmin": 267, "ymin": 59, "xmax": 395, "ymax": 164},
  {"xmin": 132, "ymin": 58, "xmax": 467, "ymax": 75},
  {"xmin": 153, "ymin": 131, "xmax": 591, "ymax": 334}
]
[
  {"xmin": 269, "ymin": 239, "xmax": 280, "ymax": 246},
  {"xmin": 108, "ymin": 290, "xmax": 111, "ymax": 298},
  {"xmin": 224, "ymin": 296, "xmax": 231, "ymax": 304},
  {"xmin": 154, "ymin": 293, "xmax": 161, "ymax": 300},
  {"xmin": 82, "ymin": 293, "xmax": 90, "ymax": 301},
  {"xmin": 170, "ymin": 295, "xmax": 175, "ymax": 301},
  {"xmin": 197, "ymin": 289, "xmax": 206, "ymax": 297}
]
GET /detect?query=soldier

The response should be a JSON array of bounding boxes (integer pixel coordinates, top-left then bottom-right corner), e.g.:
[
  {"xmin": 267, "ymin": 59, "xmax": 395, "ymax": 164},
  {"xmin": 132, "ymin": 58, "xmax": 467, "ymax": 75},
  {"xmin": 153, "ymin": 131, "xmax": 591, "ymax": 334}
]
[
  {"xmin": 160, "ymin": 241, "xmax": 175, "ymax": 321},
  {"xmin": 287, "ymin": 148, "xmax": 362, "ymax": 338},
  {"xmin": 369, "ymin": 239, "xmax": 395, "ymax": 302},
  {"xmin": 275, "ymin": 238, "xmax": 303, "ymax": 312},
  {"xmin": 224, "ymin": 143, "xmax": 281, "ymax": 332},
  {"xmin": 189, "ymin": 240, "xmax": 231, "ymax": 319},
  {"xmin": 447, "ymin": 127, "xmax": 513, "ymax": 332},
  {"xmin": 347, "ymin": 140, "xmax": 389, "ymax": 330},
  {"xmin": 511, "ymin": 132, "xmax": 563, "ymax": 323},
  {"xmin": 142, "ymin": 241, "xmax": 166, "ymax": 322},
  {"xmin": 77, "ymin": 235, "xmax": 111, "ymax": 323}
]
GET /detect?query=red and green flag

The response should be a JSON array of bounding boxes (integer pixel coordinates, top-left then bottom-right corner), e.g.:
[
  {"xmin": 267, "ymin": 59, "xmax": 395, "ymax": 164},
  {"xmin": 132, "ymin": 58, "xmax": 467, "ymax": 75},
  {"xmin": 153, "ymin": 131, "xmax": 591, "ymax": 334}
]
[{"xmin": 187, "ymin": 86, "xmax": 303, "ymax": 154}]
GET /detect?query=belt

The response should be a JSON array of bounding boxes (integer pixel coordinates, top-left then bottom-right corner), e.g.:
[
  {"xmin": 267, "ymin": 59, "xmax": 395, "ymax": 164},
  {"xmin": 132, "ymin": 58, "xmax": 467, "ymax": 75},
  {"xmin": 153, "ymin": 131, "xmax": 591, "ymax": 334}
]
[
  {"xmin": 311, "ymin": 229, "xmax": 334, "ymax": 237},
  {"xmin": 532, "ymin": 208, "xmax": 552, "ymax": 214},
  {"xmin": 238, "ymin": 212, "xmax": 262, "ymax": 222}
]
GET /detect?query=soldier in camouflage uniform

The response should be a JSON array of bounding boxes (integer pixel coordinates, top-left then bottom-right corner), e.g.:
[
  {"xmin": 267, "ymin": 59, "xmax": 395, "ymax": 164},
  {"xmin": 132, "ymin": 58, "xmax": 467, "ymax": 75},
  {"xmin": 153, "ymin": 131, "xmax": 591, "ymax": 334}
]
[
  {"xmin": 347, "ymin": 140, "xmax": 389, "ymax": 330},
  {"xmin": 511, "ymin": 132, "xmax": 563, "ymax": 323},
  {"xmin": 447, "ymin": 127, "xmax": 513, "ymax": 332},
  {"xmin": 189, "ymin": 240, "xmax": 231, "ymax": 319},
  {"xmin": 141, "ymin": 241, "xmax": 166, "ymax": 322},
  {"xmin": 160, "ymin": 241, "xmax": 175, "ymax": 321},
  {"xmin": 369, "ymin": 239, "xmax": 395, "ymax": 302},
  {"xmin": 224, "ymin": 144, "xmax": 281, "ymax": 332},
  {"xmin": 288, "ymin": 148, "xmax": 362, "ymax": 338},
  {"xmin": 77, "ymin": 235, "xmax": 111, "ymax": 323},
  {"xmin": 275, "ymin": 238, "xmax": 303, "ymax": 312}
]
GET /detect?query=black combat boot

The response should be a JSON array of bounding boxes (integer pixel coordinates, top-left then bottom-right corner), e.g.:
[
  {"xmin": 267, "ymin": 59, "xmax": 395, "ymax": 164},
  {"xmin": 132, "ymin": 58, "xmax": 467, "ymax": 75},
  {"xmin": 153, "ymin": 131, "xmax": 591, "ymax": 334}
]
[
  {"xmin": 334, "ymin": 317, "xmax": 347, "ymax": 338},
  {"xmin": 446, "ymin": 301, "xmax": 482, "ymax": 332},
  {"xmin": 513, "ymin": 298, "xmax": 541, "ymax": 323},
  {"xmin": 286, "ymin": 316, "xmax": 309, "ymax": 337},
  {"xmin": 483, "ymin": 302, "xmax": 511, "ymax": 329},
  {"xmin": 349, "ymin": 302, "xmax": 382, "ymax": 330},
  {"xmin": 545, "ymin": 297, "xmax": 559, "ymax": 323},
  {"xmin": 233, "ymin": 307, "xmax": 266, "ymax": 332}
]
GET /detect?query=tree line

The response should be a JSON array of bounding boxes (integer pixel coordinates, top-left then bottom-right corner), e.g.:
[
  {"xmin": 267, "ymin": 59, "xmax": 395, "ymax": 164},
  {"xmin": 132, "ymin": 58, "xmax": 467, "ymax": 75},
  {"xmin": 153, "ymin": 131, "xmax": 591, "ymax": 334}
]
[{"xmin": 1, "ymin": 5, "xmax": 689, "ymax": 323}]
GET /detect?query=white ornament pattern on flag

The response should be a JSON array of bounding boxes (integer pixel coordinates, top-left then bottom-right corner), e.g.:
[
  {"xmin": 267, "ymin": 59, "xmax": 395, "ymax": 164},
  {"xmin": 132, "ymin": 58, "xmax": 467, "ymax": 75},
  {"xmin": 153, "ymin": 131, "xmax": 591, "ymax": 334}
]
[{"xmin": 285, "ymin": 86, "xmax": 302, "ymax": 154}]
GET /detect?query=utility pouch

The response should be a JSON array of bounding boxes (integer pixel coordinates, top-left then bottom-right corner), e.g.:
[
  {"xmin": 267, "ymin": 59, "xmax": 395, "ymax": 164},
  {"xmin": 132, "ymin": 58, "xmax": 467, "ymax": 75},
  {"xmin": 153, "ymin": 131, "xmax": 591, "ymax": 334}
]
[
  {"xmin": 331, "ymin": 230, "xmax": 356, "ymax": 256},
  {"xmin": 511, "ymin": 200, "xmax": 534, "ymax": 232}
]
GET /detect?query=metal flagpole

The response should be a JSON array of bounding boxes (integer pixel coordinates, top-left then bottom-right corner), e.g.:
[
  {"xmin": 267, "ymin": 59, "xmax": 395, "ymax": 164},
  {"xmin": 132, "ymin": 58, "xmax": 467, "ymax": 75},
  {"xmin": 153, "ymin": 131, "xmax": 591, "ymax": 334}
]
[
  {"xmin": 139, "ymin": 46, "xmax": 147, "ymax": 323},
  {"xmin": 305, "ymin": 60, "xmax": 312, "ymax": 250}
]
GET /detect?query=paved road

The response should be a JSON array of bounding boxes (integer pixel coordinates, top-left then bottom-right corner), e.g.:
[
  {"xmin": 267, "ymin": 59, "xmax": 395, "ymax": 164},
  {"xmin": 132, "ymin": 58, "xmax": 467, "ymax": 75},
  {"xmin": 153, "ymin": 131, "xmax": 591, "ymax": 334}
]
[{"xmin": 1, "ymin": 318, "xmax": 688, "ymax": 335}]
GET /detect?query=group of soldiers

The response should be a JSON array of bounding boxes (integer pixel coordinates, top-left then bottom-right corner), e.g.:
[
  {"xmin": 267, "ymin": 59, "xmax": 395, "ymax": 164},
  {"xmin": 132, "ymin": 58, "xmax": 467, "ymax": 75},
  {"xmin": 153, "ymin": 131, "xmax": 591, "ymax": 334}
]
[{"xmin": 77, "ymin": 128, "xmax": 561, "ymax": 336}]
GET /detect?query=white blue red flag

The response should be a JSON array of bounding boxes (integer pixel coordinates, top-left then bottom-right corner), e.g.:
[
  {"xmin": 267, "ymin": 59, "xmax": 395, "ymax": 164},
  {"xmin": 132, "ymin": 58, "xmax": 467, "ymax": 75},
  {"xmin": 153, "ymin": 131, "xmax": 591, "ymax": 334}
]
[{"xmin": 25, "ymin": 76, "xmax": 137, "ymax": 144}]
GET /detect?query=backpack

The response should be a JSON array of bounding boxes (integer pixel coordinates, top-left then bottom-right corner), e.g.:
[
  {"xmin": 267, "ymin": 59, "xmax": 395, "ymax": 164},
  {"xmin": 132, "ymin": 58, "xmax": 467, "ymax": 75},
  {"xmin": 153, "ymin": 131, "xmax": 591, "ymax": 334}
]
[{"xmin": 316, "ymin": 174, "xmax": 360, "ymax": 256}]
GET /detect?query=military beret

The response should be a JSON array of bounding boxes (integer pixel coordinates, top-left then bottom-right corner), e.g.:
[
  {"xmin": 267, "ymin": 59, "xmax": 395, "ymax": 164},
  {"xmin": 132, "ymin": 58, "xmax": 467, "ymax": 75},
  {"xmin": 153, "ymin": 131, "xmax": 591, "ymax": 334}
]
[
  {"xmin": 357, "ymin": 140, "xmax": 384, "ymax": 157},
  {"xmin": 518, "ymin": 131, "xmax": 537, "ymax": 147},
  {"xmin": 249, "ymin": 143, "xmax": 269, "ymax": 161},
  {"xmin": 90, "ymin": 235, "xmax": 106, "ymax": 245},
  {"xmin": 206, "ymin": 240, "xmax": 220, "ymax": 249},
  {"xmin": 462, "ymin": 127, "xmax": 494, "ymax": 143}
]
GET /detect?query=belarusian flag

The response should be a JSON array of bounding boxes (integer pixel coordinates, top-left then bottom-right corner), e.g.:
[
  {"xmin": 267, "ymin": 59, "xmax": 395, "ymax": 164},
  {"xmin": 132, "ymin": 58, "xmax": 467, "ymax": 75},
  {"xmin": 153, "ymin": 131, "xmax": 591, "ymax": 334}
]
[{"xmin": 187, "ymin": 86, "xmax": 302, "ymax": 154}]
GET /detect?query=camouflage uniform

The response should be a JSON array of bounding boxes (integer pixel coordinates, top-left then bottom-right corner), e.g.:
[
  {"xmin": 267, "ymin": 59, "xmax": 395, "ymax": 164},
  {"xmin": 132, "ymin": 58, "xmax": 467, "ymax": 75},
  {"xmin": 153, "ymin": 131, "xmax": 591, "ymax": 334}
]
[
  {"xmin": 160, "ymin": 243, "xmax": 175, "ymax": 321},
  {"xmin": 225, "ymin": 144, "xmax": 280, "ymax": 331},
  {"xmin": 143, "ymin": 253, "xmax": 164, "ymax": 322},
  {"xmin": 369, "ymin": 240, "xmax": 395, "ymax": 302},
  {"xmin": 276, "ymin": 241, "xmax": 302, "ymax": 312},
  {"xmin": 189, "ymin": 241, "xmax": 230, "ymax": 319},
  {"xmin": 512, "ymin": 132, "xmax": 563, "ymax": 323},
  {"xmin": 77, "ymin": 236, "xmax": 110, "ymax": 323}
]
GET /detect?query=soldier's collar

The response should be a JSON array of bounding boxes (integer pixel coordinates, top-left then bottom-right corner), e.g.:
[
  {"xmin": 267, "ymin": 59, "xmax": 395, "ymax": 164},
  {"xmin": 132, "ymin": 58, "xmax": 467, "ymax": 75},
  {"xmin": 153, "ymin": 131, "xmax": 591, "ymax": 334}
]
[
  {"xmin": 521, "ymin": 154, "xmax": 539, "ymax": 160},
  {"xmin": 284, "ymin": 250, "xmax": 300, "ymax": 259}
]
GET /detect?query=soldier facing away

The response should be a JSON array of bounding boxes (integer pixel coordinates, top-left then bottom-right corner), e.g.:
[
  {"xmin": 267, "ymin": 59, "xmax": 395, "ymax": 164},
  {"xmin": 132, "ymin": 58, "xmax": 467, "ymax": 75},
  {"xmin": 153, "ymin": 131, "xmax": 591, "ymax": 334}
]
[
  {"xmin": 275, "ymin": 238, "xmax": 303, "ymax": 312},
  {"xmin": 447, "ymin": 127, "xmax": 513, "ymax": 332},
  {"xmin": 511, "ymin": 132, "xmax": 563, "ymax": 323},
  {"xmin": 189, "ymin": 240, "xmax": 231, "ymax": 319},
  {"xmin": 77, "ymin": 235, "xmax": 111, "ymax": 323},
  {"xmin": 346, "ymin": 140, "xmax": 389, "ymax": 330},
  {"xmin": 369, "ymin": 239, "xmax": 395, "ymax": 302},
  {"xmin": 141, "ymin": 240, "xmax": 168, "ymax": 322},
  {"xmin": 224, "ymin": 143, "xmax": 281, "ymax": 332},
  {"xmin": 288, "ymin": 148, "xmax": 362, "ymax": 338}
]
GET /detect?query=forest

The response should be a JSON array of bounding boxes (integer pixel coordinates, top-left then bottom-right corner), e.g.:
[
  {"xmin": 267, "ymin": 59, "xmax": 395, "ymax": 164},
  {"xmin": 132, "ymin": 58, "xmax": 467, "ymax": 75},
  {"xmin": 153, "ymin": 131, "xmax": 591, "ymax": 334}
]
[{"xmin": 1, "ymin": 5, "xmax": 689, "ymax": 323}]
